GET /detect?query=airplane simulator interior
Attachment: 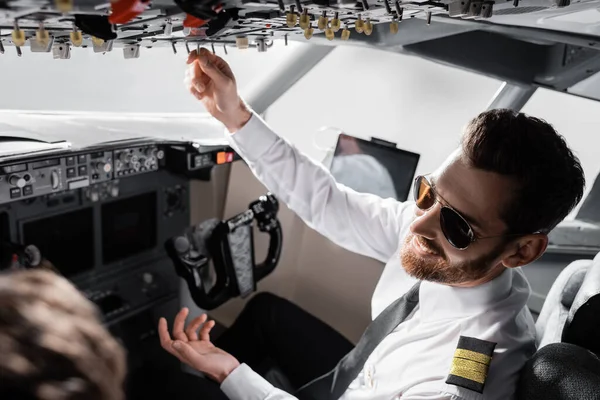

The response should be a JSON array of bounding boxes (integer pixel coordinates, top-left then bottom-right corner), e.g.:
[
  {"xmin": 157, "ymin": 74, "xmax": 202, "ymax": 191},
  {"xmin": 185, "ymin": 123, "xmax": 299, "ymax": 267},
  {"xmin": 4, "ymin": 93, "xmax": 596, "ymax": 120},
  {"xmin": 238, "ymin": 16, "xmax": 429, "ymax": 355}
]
[{"xmin": 2, "ymin": 0, "xmax": 600, "ymax": 398}]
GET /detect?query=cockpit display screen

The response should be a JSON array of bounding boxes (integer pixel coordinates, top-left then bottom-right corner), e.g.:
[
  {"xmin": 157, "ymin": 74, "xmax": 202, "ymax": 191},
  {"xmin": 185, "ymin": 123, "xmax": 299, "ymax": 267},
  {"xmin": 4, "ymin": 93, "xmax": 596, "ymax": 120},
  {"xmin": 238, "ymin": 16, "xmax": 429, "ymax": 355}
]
[
  {"xmin": 331, "ymin": 134, "xmax": 420, "ymax": 201},
  {"xmin": 101, "ymin": 192, "xmax": 157, "ymax": 265},
  {"xmin": 23, "ymin": 208, "xmax": 95, "ymax": 277}
]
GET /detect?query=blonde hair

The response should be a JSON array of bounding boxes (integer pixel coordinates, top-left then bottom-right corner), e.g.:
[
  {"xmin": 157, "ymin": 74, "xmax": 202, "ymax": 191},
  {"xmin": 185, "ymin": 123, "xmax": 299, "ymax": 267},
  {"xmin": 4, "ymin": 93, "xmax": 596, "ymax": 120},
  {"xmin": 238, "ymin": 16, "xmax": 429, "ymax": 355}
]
[{"xmin": 0, "ymin": 269, "xmax": 126, "ymax": 400}]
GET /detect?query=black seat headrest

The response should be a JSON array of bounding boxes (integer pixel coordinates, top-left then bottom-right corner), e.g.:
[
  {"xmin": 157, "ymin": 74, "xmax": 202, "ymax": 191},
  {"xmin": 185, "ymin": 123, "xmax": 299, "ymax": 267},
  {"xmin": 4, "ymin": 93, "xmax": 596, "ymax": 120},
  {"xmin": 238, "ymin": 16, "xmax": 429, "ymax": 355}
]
[
  {"xmin": 562, "ymin": 252, "xmax": 600, "ymax": 357},
  {"xmin": 517, "ymin": 342, "xmax": 600, "ymax": 400}
]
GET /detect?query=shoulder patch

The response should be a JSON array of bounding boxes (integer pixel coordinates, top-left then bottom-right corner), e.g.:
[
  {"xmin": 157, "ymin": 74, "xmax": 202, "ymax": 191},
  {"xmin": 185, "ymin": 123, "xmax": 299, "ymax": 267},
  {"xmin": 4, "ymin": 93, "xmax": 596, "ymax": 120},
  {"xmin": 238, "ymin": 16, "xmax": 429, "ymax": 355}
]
[{"xmin": 445, "ymin": 336, "xmax": 497, "ymax": 394}]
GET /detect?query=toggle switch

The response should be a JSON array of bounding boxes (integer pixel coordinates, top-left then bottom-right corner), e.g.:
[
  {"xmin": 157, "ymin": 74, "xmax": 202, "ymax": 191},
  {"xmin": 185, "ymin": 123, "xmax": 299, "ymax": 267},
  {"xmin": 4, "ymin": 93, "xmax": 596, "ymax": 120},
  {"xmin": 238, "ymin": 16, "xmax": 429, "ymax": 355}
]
[
  {"xmin": 325, "ymin": 23, "xmax": 335, "ymax": 40},
  {"xmin": 304, "ymin": 26, "xmax": 314, "ymax": 40},
  {"xmin": 12, "ymin": 22, "xmax": 25, "ymax": 47},
  {"xmin": 331, "ymin": 12, "xmax": 341, "ymax": 32},
  {"xmin": 55, "ymin": 0, "xmax": 73, "ymax": 13},
  {"xmin": 318, "ymin": 11, "xmax": 328, "ymax": 30},
  {"xmin": 299, "ymin": 9, "xmax": 310, "ymax": 30},
  {"xmin": 70, "ymin": 28, "xmax": 83, "ymax": 47},
  {"xmin": 286, "ymin": 5, "xmax": 297, "ymax": 28},
  {"xmin": 364, "ymin": 18, "xmax": 373, "ymax": 35},
  {"xmin": 355, "ymin": 14, "xmax": 364, "ymax": 33},
  {"xmin": 341, "ymin": 25, "xmax": 351, "ymax": 40},
  {"xmin": 35, "ymin": 22, "xmax": 51, "ymax": 47}
]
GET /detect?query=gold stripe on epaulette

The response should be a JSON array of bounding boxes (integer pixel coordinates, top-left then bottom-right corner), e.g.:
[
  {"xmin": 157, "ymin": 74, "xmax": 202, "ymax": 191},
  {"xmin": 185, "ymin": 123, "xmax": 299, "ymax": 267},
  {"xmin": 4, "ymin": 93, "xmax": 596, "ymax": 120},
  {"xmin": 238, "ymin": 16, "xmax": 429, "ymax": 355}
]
[
  {"xmin": 454, "ymin": 349, "xmax": 492, "ymax": 365},
  {"xmin": 449, "ymin": 358, "xmax": 489, "ymax": 384}
]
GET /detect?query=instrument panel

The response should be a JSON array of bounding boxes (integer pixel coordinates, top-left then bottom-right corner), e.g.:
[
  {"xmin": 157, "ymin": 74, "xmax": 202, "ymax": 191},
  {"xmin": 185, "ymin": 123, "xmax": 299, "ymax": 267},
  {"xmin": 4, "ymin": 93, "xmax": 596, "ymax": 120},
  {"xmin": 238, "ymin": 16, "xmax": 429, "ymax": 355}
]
[
  {"xmin": 0, "ymin": 142, "xmax": 232, "ymax": 206},
  {"xmin": 0, "ymin": 0, "xmax": 575, "ymax": 59}
]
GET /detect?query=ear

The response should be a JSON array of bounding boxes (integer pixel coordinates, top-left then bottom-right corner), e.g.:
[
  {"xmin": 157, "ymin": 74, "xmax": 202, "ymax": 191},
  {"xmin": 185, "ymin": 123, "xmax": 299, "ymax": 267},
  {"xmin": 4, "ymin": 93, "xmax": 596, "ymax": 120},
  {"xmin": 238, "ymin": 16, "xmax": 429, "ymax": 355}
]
[{"xmin": 501, "ymin": 234, "xmax": 548, "ymax": 268}]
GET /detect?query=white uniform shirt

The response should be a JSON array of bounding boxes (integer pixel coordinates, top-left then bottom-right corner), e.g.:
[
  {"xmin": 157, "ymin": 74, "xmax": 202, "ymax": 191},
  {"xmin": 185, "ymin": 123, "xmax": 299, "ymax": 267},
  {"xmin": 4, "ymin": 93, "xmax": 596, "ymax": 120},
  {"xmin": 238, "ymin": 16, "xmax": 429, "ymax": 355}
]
[{"xmin": 220, "ymin": 112, "xmax": 537, "ymax": 400}]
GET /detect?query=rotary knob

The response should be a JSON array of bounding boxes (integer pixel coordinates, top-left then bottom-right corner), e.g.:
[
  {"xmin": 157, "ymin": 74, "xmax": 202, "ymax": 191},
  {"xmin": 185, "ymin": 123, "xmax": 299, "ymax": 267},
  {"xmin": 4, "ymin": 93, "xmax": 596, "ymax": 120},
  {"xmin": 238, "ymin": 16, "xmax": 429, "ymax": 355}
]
[
  {"xmin": 174, "ymin": 236, "xmax": 190, "ymax": 254},
  {"xmin": 142, "ymin": 272, "xmax": 154, "ymax": 285},
  {"xmin": 95, "ymin": 162, "xmax": 112, "ymax": 173},
  {"xmin": 9, "ymin": 175, "xmax": 26, "ymax": 188}
]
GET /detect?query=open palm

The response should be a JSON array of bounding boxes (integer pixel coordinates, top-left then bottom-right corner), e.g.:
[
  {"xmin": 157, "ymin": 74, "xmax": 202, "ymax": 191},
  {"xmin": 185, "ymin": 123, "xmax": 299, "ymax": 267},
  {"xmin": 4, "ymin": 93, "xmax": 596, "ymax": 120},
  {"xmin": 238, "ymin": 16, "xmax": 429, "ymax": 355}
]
[{"xmin": 159, "ymin": 308, "xmax": 240, "ymax": 383}]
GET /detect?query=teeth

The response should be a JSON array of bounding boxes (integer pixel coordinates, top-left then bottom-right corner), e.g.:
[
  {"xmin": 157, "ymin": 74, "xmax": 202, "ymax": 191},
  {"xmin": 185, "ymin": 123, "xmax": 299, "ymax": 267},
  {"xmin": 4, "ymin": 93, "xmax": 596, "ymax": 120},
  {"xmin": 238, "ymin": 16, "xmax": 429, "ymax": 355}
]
[{"xmin": 417, "ymin": 238, "xmax": 437, "ymax": 256}]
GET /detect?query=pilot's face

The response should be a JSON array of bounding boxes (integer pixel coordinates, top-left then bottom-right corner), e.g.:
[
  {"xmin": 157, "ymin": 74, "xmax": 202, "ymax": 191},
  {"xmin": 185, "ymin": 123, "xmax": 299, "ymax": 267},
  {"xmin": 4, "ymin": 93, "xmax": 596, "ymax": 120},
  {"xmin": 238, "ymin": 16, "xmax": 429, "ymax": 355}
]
[{"xmin": 401, "ymin": 151, "xmax": 517, "ymax": 286}]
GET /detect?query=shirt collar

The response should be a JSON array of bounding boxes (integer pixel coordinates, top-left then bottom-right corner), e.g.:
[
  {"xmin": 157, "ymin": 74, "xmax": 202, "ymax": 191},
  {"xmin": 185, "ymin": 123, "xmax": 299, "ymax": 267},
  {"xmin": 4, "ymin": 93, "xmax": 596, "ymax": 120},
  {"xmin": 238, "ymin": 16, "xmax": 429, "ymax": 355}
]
[{"xmin": 418, "ymin": 267, "xmax": 515, "ymax": 321}]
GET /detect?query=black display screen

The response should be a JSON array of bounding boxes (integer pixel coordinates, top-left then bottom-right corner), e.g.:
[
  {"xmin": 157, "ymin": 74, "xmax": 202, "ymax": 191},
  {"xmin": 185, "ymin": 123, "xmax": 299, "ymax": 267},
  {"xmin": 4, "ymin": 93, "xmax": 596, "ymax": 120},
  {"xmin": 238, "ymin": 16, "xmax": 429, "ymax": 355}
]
[
  {"xmin": 23, "ymin": 208, "xmax": 95, "ymax": 277},
  {"xmin": 102, "ymin": 192, "xmax": 157, "ymax": 264},
  {"xmin": 331, "ymin": 134, "xmax": 420, "ymax": 201},
  {"xmin": 0, "ymin": 212, "xmax": 9, "ymax": 240}
]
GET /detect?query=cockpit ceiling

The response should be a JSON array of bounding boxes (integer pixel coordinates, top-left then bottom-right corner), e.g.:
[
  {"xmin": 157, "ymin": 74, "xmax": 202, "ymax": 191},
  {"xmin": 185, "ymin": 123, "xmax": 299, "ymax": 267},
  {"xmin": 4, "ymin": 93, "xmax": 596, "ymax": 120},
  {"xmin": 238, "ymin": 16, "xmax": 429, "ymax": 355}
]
[{"xmin": 0, "ymin": 0, "xmax": 599, "ymax": 59}]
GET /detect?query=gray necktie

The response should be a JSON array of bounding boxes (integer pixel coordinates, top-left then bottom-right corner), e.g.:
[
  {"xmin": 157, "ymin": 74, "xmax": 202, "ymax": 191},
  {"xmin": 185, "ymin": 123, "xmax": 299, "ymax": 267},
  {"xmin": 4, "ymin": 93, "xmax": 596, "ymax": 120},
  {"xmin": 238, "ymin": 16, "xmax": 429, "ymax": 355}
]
[{"xmin": 296, "ymin": 282, "xmax": 421, "ymax": 400}]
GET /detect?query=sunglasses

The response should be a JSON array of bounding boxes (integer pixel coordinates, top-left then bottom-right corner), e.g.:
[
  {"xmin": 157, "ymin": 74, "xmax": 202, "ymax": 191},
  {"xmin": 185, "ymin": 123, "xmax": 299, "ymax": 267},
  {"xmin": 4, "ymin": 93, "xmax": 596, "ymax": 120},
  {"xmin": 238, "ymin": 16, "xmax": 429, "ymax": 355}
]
[{"xmin": 413, "ymin": 175, "xmax": 505, "ymax": 250}]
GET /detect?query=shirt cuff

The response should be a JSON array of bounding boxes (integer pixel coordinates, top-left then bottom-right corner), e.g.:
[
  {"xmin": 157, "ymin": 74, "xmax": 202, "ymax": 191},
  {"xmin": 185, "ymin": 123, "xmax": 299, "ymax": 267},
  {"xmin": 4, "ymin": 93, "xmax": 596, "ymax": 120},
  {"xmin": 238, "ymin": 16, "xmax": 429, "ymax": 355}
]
[
  {"xmin": 226, "ymin": 112, "xmax": 279, "ymax": 164},
  {"xmin": 220, "ymin": 363, "xmax": 275, "ymax": 400}
]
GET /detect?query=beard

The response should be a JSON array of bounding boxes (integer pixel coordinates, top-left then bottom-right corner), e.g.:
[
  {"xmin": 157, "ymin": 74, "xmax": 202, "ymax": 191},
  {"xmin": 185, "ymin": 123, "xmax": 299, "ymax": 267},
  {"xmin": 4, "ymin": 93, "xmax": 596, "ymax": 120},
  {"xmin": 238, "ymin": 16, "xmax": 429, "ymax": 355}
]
[{"xmin": 400, "ymin": 233, "xmax": 504, "ymax": 285}]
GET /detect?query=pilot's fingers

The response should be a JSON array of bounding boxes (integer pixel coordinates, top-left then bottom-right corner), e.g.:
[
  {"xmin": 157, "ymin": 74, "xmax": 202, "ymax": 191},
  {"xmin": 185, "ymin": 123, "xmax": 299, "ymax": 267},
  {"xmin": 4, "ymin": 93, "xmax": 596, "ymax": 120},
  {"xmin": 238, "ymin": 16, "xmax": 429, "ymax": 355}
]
[
  {"xmin": 187, "ymin": 49, "xmax": 198, "ymax": 64},
  {"xmin": 197, "ymin": 49, "xmax": 230, "ymax": 88},
  {"xmin": 190, "ymin": 87, "xmax": 206, "ymax": 101},
  {"xmin": 158, "ymin": 317, "xmax": 178, "ymax": 357},
  {"xmin": 198, "ymin": 47, "xmax": 234, "ymax": 78},
  {"xmin": 185, "ymin": 314, "xmax": 207, "ymax": 341},
  {"xmin": 199, "ymin": 319, "xmax": 216, "ymax": 342},
  {"xmin": 172, "ymin": 308, "xmax": 190, "ymax": 342}
]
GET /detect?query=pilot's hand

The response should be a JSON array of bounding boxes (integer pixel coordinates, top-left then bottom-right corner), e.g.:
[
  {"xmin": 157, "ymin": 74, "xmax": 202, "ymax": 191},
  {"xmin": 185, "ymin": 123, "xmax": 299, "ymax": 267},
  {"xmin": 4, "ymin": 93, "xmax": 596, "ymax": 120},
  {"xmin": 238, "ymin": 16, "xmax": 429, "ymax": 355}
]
[
  {"xmin": 159, "ymin": 307, "xmax": 240, "ymax": 383},
  {"xmin": 186, "ymin": 47, "xmax": 252, "ymax": 133}
]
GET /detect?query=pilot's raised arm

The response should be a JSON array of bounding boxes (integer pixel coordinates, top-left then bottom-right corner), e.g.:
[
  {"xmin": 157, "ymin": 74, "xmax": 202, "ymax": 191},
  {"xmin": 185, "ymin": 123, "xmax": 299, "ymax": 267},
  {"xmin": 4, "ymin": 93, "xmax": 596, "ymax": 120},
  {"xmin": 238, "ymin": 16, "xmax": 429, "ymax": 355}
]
[
  {"xmin": 227, "ymin": 111, "xmax": 413, "ymax": 262},
  {"xmin": 185, "ymin": 48, "xmax": 413, "ymax": 263}
]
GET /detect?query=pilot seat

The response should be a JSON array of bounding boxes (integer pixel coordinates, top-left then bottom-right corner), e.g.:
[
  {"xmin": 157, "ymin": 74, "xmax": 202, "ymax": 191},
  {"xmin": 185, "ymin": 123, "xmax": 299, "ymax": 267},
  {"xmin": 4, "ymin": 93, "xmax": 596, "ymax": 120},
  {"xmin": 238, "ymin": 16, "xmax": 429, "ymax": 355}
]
[{"xmin": 517, "ymin": 252, "xmax": 600, "ymax": 399}]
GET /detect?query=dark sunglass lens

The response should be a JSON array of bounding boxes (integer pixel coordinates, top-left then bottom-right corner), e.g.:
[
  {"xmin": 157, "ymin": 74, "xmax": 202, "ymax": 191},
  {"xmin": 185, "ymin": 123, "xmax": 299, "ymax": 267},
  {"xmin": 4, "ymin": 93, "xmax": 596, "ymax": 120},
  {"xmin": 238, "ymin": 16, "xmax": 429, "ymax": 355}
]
[
  {"xmin": 414, "ymin": 177, "xmax": 436, "ymax": 210},
  {"xmin": 440, "ymin": 207, "xmax": 473, "ymax": 249}
]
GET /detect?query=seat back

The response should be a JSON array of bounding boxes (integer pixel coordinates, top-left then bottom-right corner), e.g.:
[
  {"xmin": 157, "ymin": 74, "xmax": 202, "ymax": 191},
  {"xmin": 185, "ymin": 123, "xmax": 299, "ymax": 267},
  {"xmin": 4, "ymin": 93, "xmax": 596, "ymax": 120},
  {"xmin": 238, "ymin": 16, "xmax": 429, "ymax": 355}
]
[{"xmin": 518, "ymin": 252, "xmax": 600, "ymax": 399}]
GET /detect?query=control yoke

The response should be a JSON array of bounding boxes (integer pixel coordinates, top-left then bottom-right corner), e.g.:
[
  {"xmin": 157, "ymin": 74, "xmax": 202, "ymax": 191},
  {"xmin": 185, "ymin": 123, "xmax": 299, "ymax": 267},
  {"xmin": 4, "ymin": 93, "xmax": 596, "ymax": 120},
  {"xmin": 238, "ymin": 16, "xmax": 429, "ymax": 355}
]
[{"xmin": 165, "ymin": 193, "xmax": 282, "ymax": 310}]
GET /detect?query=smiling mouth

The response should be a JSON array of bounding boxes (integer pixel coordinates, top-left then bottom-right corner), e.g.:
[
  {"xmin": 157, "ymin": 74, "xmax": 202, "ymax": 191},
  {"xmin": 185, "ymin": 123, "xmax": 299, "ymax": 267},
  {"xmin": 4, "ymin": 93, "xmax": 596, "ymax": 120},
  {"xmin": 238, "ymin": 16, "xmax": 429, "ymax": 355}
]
[{"xmin": 413, "ymin": 236, "xmax": 440, "ymax": 257}]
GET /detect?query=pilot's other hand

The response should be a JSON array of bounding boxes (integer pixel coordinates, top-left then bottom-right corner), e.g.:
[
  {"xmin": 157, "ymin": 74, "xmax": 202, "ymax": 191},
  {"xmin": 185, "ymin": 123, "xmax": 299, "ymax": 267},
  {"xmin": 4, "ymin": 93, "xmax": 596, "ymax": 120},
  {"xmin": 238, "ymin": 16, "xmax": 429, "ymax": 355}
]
[
  {"xmin": 186, "ymin": 47, "xmax": 252, "ymax": 133},
  {"xmin": 159, "ymin": 307, "xmax": 240, "ymax": 383}
]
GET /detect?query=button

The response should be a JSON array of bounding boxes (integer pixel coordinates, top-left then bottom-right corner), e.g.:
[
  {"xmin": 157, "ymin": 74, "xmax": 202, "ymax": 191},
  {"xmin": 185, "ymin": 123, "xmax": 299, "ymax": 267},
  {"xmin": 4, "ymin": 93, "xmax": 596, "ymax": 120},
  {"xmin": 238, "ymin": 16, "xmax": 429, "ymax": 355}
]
[
  {"xmin": 78, "ymin": 165, "xmax": 88, "ymax": 176},
  {"xmin": 66, "ymin": 156, "xmax": 75, "ymax": 166},
  {"xmin": 23, "ymin": 185, "xmax": 33, "ymax": 196},
  {"xmin": 66, "ymin": 167, "xmax": 76, "ymax": 178},
  {"xmin": 117, "ymin": 171, "xmax": 123, "ymax": 176},
  {"xmin": 10, "ymin": 187, "xmax": 21, "ymax": 199},
  {"xmin": 77, "ymin": 155, "xmax": 87, "ymax": 164},
  {"xmin": 92, "ymin": 173, "xmax": 99, "ymax": 180}
]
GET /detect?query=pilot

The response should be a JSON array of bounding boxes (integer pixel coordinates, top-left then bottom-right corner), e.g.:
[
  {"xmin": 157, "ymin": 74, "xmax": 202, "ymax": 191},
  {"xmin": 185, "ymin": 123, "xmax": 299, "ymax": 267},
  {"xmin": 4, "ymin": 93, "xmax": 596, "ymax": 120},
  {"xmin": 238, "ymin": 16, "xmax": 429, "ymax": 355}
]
[
  {"xmin": 0, "ymin": 269, "xmax": 127, "ymax": 400},
  {"xmin": 159, "ymin": 48, "xmax": 586, "ymax": 400}
]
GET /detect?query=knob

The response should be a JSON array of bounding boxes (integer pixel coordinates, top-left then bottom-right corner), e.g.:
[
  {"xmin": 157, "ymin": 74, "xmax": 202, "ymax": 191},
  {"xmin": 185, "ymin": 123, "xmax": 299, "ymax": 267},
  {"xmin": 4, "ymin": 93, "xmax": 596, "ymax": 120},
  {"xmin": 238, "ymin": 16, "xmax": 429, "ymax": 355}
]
[
  {"xmin": 299, "ymin": 10, "xmax": 310, "ymax": 30},
  {"xmin": 9, "ymin": 175, "xmax": 26, "ymax": 188},
  {"xmin": 156, "ymin": 150, "xmax": 165, "ymax": 160},
  {"xmin": 12, "ymin": 27, "xmax": 25, "ymax": 47},
  {"xmin": 50, "ymin": 170, "xmax": 60, "ymax": 189},
  {"xmin": 89, "ymin": 189, "xmax": 99, "ymax": 202},
  {"xmin": 304, "ymin": 27, "xmax": 314, "ymax": 40},
  {"xmin": 144, "ymin": 158, "xmax": 154, "ymax": 169},
  {"xmin": 109, "ymin": 185, "xmax": 119, "ymax": 198},
  {"xmin": 331, "ymin": 13, "xmax": 341, "ymax": 32},
  {"xmin": 341, "ymin": 27, "xmax": 351, "ymax": 40},
  {"xmin": 70, "ymin": 30, "xmax": 82, "ymax": 47},
  {"xmin": 119, "ymin": 152, "xmax": 131, "ymax": 163},
  {"xmin": 355, "ymin": 15, "xmax": 364, "ymax": 33},
  {"xmin": 364, "ymin": 19, "xmax": 373, "ymax": 35},
  {"xmin": 95, "ymin": 162, "xmax": 111, "ymax": 173},
  {"xmin": 142, "ymin": 272, "xmax": 154, "ymax": 285},
  {"xmin": 174, "ymin": 236, "xmax": 190, "ymax": 254},
  {"xmin": 325, "ymin": 26, "xmax": 335, "ymax": 41}
]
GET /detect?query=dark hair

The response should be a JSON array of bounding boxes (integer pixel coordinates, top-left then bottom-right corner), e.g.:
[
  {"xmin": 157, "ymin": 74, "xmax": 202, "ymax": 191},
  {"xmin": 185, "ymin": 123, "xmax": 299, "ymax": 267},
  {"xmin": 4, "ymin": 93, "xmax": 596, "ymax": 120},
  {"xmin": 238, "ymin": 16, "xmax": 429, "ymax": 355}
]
[
  {"xmin": 461, "ymin": 108, "xmax": 585, "ymax": 235},
  {"xmin": 0, "ymin": 269, "xmax": 126, "ymax": 400}
]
